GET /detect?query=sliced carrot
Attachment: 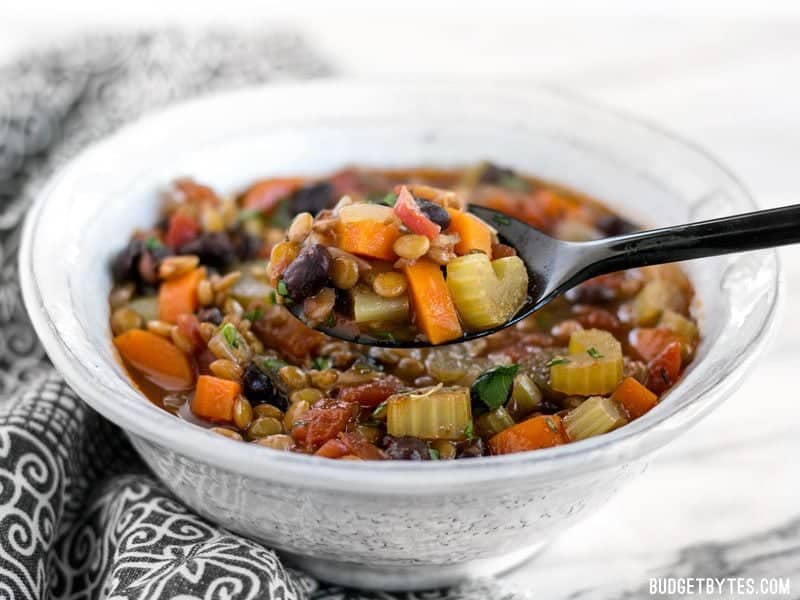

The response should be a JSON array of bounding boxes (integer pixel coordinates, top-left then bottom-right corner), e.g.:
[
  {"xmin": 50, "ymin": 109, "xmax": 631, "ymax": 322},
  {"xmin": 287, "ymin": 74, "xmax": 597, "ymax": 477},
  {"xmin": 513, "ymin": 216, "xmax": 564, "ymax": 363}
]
[
  {"xmin": 242, "ymin": 177, "xmax": 303, "ymax": 214},
  {"xmin": 158, "ymin": 267, "xmax": 206, "ymax": 324},
  {"xmin": 446, "ymin": 208, "xmax": 493, "ymax": 258},
  {"xmin": 402, "ymin": 259, "xmax": 463, "ymax": 344},
  {"xmin": 629, "ymin": 327, "xmax": 682, "ymax": 362},
  {"xmin": 336, "ymin": 219, "xmax": 401, "ymax": 261},
  {"xmin": 114, "ymin": 329, "xmax": 195, "ymax": 391},
  {"xmin": 192, "ymin": 375, "xmax": 240, "ymax": 423},
  {"xmin": 488, "ymin": 414, "xmax": 567, "ymax": 455},
  {"xmin": 611, "ymin": 376, "xmax": 658, "ymax": 419}
]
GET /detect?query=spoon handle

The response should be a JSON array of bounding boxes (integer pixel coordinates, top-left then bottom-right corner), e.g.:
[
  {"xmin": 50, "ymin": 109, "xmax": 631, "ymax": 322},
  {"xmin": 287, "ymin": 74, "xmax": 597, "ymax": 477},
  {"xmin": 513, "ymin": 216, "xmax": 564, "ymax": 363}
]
[{"xmin": 583, "ymin": 203, "xmax": 800, "ymax": 275}]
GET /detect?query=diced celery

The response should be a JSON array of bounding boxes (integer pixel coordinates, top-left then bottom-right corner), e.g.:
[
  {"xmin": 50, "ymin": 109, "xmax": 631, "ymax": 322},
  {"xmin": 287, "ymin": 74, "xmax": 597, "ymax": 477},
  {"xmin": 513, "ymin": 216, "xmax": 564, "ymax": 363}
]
[
  {"xmin": 128, "ymin": 296, "xmax": 158, "ymax": 322},
  {"xmin": 352, "ymin": 286, "xmax": 409, "ymax": 323},
  {"xmin": 506, "ymin": 373, "xmax": 543, "ymax": 419},
  {"xmin": 387, "ymin": 386, "xmax": 472, "ymax": 440},
  {"xmin": 475, "ymin": 407, "xmax": 515, "ymax": 437},
  {"xmin": 568, "ymin": 329, "xmax": 622, "ymax": 360},
  {"xmin": 632, "ymin": 279, "xmax": 686, "ymax": 326},
  {"xmin": 446, "ymin": 253, "xmax": 528, "ymax": 330},
  {"xmin": 563, "ymin": 396, "xmax": 627, "ymax": 441},
  {"xmin": 658, "ymin": 309, "xmax": 698, "ymax": 341},
  {"xmin": 550, "ymin": 355, "xmax": 623, "ymax": 396},
  {"xmin": 230, "ymin": 262, "xmax": 274, "ymax": 305}
]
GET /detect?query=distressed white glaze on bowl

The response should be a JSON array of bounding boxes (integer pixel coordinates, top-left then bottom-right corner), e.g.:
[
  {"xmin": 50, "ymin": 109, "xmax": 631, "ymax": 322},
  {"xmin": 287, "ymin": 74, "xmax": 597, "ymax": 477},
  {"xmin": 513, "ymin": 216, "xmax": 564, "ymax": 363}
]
[{"xmin": 19, "ymin": 82, "xmax": 780, "ymax": 591}]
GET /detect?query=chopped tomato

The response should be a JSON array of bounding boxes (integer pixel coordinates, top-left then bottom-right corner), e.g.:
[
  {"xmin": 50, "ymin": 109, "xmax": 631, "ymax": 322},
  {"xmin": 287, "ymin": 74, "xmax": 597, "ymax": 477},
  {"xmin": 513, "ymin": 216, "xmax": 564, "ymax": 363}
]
[
  {"xmin": 252, "ymin": 307, "xmax": 325, "ymax": 364},
  {"xmin": 165, "ymin": 211, "xmax": 200, "ymax": 248},
  {"xmin": 314, "ymin": 438, "xmax": 349, "ymax": 458},
  {"xmin": 291, "ymin": 403, "xmax": 358, "ymax": 450},
  {"xmin": 630, "ymin": 327, "xmax": 683, "ymax": 362},
  {"xmin": 337, "ymin": 376, "xmax": 403, "ymax": 408},
  {"xmin": 176, "ymin": 313, "xmax": 204, "ymax": 353},
  {"xmin": 340, "ymin": 431, "xmax": 386, "ymax": 460},
  {"xmin": 242, "ymin": 177, "xmax": 303, "ymax": 214},
  {"xmin": 646, "ymin": 341, "xmax": 682, "ymax": 394},
  {"xmin": 394, "ymin": 185, "xmax": 441, "ymax": 240}
]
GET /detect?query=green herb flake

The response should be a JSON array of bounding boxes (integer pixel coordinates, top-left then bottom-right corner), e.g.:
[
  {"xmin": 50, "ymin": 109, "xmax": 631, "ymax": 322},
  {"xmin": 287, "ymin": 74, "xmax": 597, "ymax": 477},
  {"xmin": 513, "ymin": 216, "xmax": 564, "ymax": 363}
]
[
  {"xmin": 312, "ymin": 356, "xmax": 332, "ymax": 371},
  {"xmin": 268, "ymin": 291, "xmax": 277, "ymax": 305},
  {"xmin": 545, "ymin": 357, "xmax": 570, "ymax": 368},
  {"xmin": 145, "ymin": 236, "xmax": 163, "ymax": 250},
  {"xmin": 379, "ymin": 192, "xmax": 397, "ymax": 207},
  {"xmin": 464, "ymin": 422, "xmax": 475, "ymax": 439},
  {"xmin": 324, "ymin": 312, "xmax": 336, "ymax": 327},
  {"xmin": 492, "ymin": 214, "xmax": 511, "ymax": 226},
  {"xmin": 237, "ymin": 209, "xmax": 262, "ymax": 222},
  {"xmin": 244, "ymin": 306, "xmax": 264, "ymax": 322},
  {"xmin": 276, "ymin": 280, "xmax": 289, "ymax": 297},
  {"xmin": 470, "ymin": 364, "xmax": 520, "ymax": 411},
  {"xmin": 371, "ymin": 400, "xmax": 389, "ymax": 420},
  {"xmin": 586, "ymin": 346, "xmax": 604, "ymax": 359},
  {"xmin": 220, "ymin": 323, "xmax": 239, "ymax": 348},
  {"xmin": 374, "ymin": 331, "xmax": 396, "ymax": 343},
  {"xmin": 262, "ymin": 358, "xmax": 287, "ymax": 372},
  {"xmin": 545, "ymin": 416, "xmax": 559, "ymax": 433},
  {"xmin": 429, "ymin": 448, "xmax": 440, "ymax": 460},
  {"xmin": 499, "ymin": 174, "xmax": 530, "ymax": 191}
]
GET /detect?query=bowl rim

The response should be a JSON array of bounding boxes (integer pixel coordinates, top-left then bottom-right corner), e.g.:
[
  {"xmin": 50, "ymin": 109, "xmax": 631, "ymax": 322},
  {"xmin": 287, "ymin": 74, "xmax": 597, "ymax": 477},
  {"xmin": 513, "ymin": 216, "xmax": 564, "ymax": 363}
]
[{"xmin": 19, "ymin": 80, "xmax": 782, "ymax": 492}]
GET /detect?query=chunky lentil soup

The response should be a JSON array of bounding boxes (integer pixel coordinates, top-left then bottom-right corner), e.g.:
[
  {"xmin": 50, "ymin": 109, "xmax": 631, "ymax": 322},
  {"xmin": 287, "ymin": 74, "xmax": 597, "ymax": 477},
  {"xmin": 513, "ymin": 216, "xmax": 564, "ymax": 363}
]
[{"xmin": 109, "ymin": 163, "xmax": 698, "ymax": 460}]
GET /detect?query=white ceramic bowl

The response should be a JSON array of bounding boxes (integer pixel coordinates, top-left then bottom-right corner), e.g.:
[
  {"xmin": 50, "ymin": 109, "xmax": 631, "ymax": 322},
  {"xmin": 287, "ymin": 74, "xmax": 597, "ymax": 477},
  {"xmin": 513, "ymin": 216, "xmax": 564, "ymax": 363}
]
[{"xmin": 20, "ymin": 82, "xmax": 780, "ymax": 591}]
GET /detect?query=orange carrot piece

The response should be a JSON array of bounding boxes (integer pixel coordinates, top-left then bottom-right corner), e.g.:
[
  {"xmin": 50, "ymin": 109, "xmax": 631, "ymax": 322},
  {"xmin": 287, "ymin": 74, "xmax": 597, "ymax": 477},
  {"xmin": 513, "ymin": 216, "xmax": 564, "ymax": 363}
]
[
  {"xmin": 191, "ymin": 375, "xmax": 241, "ymax": 423},
  {"xmin": 114, "ymin": 329, "xmax": 195, "ymax": 391},
  {"xmin": 488, "ymin": 414, "xmax": 567, "ymax": 455},
  {"xmin": 611, "ymin": 376, "xmax": 658, "ymax": 419},
  {"xmin": 402, "ymin": 259, "xmax": 463, "ymax": 344},
  {"xmin": 242, "ymin": 177, "xmax": 303, "ymax": 214},
  {"xmin": 629, "ymin": 327, "xmax": 682, "ymax": 363},
  {"xmin": 158, "ymin": 267, "xmax": 206, "ymax": 324},
  {"xmin": 336, "ymin": 220, "xmax": 401, "ymax": 261},
  {"xmin": 446, "ymin": 208, "xmax": 493, "ymax": 258}
]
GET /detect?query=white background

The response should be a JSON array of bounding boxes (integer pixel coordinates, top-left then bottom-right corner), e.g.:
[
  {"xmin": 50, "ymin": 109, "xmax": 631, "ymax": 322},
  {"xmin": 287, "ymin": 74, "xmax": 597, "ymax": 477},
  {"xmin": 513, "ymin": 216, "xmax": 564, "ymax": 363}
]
[{"xmin": 3, "ymin": 3, "xmax": 800, "ymax": 597}]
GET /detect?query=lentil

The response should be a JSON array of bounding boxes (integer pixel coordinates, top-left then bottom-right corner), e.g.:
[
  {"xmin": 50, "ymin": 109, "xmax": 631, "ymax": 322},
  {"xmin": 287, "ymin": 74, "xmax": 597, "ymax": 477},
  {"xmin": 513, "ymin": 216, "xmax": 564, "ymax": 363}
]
[{"xmin": 111, "ymin": 307, "xmax": 143, "ymax": 335}]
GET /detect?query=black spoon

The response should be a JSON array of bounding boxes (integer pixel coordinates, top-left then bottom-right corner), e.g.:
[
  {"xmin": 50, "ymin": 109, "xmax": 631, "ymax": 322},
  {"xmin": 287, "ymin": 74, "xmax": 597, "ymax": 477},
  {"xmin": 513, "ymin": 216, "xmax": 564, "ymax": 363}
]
[{"xmin": 290, "ymin": 203, "xmax": 800, "ymax": 348}]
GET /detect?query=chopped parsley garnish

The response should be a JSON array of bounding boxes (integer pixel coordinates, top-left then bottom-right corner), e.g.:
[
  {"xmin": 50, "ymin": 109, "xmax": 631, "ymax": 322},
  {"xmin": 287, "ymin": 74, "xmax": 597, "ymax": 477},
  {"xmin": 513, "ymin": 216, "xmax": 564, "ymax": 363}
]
[
  {"xmin": 586, "ymin": 347, "xmax": 604, "ymax": 359},
  {"xmin": 371, "ymin": 400, "xmax": 388, "ymax": 420},
  {"xmin": 470, "ymin": 364, "xmax": 520, "ymax": 411},
  {"xmin": 545, "ymin": 357, "xmax": 570, "ymax": 368},
  {"xmin": 378, "ymin": 192, "xmax": 397, "ymax": 207},
  {"xmin": 145, "ymin": 236, "xmax": 163, "ymax": 250},
  {"xmin": 429, "ymin": 448, "xmax": 440, "ymax": 460},
  {"xmin": 312, "ymin": 356, "xmax": 332, "ymax": 371},
  {"xmin": 220, "ymin": 323, "xmax": 239, "ymax": 348},
  {"xmin": 324, "ymin": 312, "xmax": 336, "ymax": 327},
  {"xmin": 374, "ymin": 331, "xmax": 396, "ymax": 343},
  {"xmin": 276, "ymin": 280, "xmax": 289, "ymax": 297},
  {"xmin": 237, "ymin": 209, "xmax": 262, "ymax": 222},
  {"xmin": 244, "ymin": 306, "xmax": 264, "ymax": 322},
  {"xmin": 499, "ymin": 174, "xmax": 530, "ymax": 191},
  {"xmin": 268, "ymin": 291, "xmax": 277, "ymax": 305},
  {"xmin": 492, "ymin": 214, "xmax": 511, "ymax": 226},
  {"xmin": 262, "ymin": 358, "xmax": 287, "ymax": 372},
  {"xmin": 464, "ymin": 422, "xmax": 475, "ymax": 439}
]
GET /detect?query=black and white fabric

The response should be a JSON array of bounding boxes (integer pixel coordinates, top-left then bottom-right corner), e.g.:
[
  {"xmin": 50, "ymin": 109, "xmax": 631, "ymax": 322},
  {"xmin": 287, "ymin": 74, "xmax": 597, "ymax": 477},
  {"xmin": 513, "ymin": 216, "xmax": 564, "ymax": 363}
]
[{"xmin": 0, "ymin": 32, "xmax": 525, "ymax": 600}]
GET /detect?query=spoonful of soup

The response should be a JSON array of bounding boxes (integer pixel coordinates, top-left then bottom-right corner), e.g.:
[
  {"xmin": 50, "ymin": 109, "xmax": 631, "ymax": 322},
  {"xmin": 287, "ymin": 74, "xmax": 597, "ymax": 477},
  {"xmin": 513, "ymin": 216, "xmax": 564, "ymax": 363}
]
[{"xmin": 275, "ymin": 184, "xmax": 800, "ymax": 347}]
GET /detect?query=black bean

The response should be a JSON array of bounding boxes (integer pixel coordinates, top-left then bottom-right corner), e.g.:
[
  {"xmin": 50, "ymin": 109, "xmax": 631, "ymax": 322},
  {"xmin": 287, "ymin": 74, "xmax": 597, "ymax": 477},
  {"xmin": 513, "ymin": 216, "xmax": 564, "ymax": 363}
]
[
  {"xmin": 290, "ymin": 182, "xmax": 335, "ymax": 216},
  {"xmin": 597, "ymin": 214, "xmax": 638, "ymax": 237},
  {"xmin": 137, "ymin": 245, "xmax": 171, "ymax": 286},
  {"xmin": 242, "ymin": 363, "xmax": 288, "ymax": 411},
  {"xmin": 456, "ymin": 438, "xmax": 486, "ymax": 459},
  {"xmin": 281, "ymin": 244, "xmax": 332, "ymax": 302},
  {"xmin": 178, "ymin": 232, "xmax": 237, "ymax": 271},
  {"xmin": 382, "ymin": 436, "xmax": 431, "ymax": 460},
  {"xmin": 196, "ymin": 307, "xmax": 224, "ymax": 325},
  {"xmin": 231, "ymin": 227, "xmax": 263, "ymax": 261},
  {"xmin": 111, "ymin": 239, "xmax": 144, "ymax": 283},
  {"xmin": 416, "ymin": 199, "xmax": 451, "ymax": 229},
  {"xmin": 479, "ymin": 162, "xmax": 516, "ymax": 185}
]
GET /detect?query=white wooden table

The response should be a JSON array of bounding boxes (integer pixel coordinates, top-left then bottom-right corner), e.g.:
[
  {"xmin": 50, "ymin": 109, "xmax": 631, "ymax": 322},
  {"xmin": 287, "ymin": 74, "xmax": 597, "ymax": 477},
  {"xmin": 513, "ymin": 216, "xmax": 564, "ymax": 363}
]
[{"xmin": 2, "ymin": 13, "xmax": 799, "ymax": 598}]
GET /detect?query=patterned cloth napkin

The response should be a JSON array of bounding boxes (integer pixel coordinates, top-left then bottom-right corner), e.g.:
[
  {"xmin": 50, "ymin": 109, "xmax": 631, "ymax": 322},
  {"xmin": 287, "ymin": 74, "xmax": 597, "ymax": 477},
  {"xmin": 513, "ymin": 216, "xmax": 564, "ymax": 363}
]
[{"xmin": 0, "ymin": 31, "xmax": 526, "ymax": 600}]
